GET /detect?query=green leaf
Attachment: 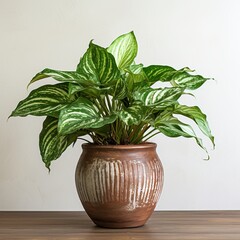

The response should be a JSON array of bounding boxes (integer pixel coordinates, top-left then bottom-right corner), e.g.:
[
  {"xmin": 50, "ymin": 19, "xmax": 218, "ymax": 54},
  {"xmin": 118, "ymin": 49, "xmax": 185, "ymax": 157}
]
[
  {"xmin": 76, "ymin": 42, "xmax": 121, "ymax": 86},
  {"xmin": 125, "ymin": 74, "xmax": 134, "ymax": 94},
  {"xmin": 129, "ymin": 63, "xmax": 144, "ymax": 74},
  {"xmin": 58, "ymin": 97, "xmax": 117, "ymax": 135},
  {"xmin": 39, "ymin": 116, "xmax": 86, "ymax": 169},
  {"xmin": 153, "ymin": 112, "xmax": 207, "ymax": 156},
  {"xmin": 118, "ymin": 103, "xmax": 147, "ymax": 125},
  {"xmin": 126, "ymin": 64, "xmax": 147, "ymax": 90},
  {"xmin": 28, "ymin": 68, "xmax": 91, "ymax": 87},
  {"xmin": 124, "ymin": 64, "xmax": 145, "ymax": 95},
  {"xmin": 173, "ymin": 104, "xmax": 215, "ymax": 146},
  {"xmin": 107, "ymin": 31, "xmax": 138, "ymax": 70},
  {"xmin": 133, "ymin": 87, "xmax": 184, "ymax": 109},
  {"xmin": 10, "ymin": 83, "xmax": 75, "ymax": 117}
]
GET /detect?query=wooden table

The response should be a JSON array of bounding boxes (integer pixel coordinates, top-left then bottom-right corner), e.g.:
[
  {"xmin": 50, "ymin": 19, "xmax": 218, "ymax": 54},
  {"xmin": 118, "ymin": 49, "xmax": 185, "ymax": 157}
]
[{"xmin": 0, "ymin": 211, "xmax": 240, "ymax": 239}]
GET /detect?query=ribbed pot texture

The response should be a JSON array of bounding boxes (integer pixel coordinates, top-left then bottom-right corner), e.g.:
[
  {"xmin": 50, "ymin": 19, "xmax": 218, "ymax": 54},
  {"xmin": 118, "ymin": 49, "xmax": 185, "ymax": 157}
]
[{"xmin": 75, "ymin": 143, "xmax": 164, "ymax": 228}]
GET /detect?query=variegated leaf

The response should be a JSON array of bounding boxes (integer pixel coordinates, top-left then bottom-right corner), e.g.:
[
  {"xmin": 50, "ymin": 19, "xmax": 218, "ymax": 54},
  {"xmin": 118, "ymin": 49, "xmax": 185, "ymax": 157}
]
[
  {"xmin": 39, "ymin": 116, "xmax": 86, "ymax": 169},
  {"xmin": 118, "ymin": 103, "xmax": 147, "ymax": 125},
  {"xmin": 153, "ymin": 112, "xmax": 207, "ymax": 155},
  {"xmin": 144, "ymin": 65, "xmax": 210, "ymax": 90},
  {"xmin": 58, "ymin": 97, "xmax": 117, "ymax": 135},
  {"xmin": 77, "ymin": 42, "xmax": 121, "ymax": 86},
  {"xmin": 11, "ymin": 83, "xmax": 75, "ymax": 117},
  {"xmin": 68, "ymin": 83, "xmax": 85, "ymax": 95},
  {"xmin": 111, "ymin": 78, "xmax": 127, "ymax": 99},
  {"xmin": 173, "ymin": 104, "xmax": 215, "ymax": 146},
  {"xmin": 143, "ymin": 65, "xmax": 177, "ymax": 84},
  {"xmin": 133, "ymin": 87, "xmax": 184, "ymax": 108},
  {"xmin": 171, "ymin": 72, "xmax": 210, "ymax": 90},
  {"xmin": 28, "ymin": 68, "xmax": 92, "ymax": 87},
  {"xmin": 107, "ymin": 31, "xmax": 138, "ymax": 70},
  {"xmin": 68, "ymin": 83, "xmax": 111, "ymax": 97}
]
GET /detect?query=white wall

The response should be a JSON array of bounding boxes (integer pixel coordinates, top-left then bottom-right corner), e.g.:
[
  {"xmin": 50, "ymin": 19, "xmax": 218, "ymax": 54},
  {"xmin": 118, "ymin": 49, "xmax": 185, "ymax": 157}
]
[{"xmin": 1, "ymin": 0, "xmax": 239, "ymax": 210}]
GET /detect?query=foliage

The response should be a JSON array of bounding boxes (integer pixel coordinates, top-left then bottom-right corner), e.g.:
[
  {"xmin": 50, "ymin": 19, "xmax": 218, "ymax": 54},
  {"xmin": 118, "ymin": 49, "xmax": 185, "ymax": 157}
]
[{"xmin": 10, "ymin": 32, "xmax": 214, "ymax": 169}]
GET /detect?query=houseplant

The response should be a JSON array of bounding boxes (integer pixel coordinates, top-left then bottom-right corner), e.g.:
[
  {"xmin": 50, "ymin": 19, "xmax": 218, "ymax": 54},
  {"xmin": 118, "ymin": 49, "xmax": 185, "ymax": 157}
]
[{"xmin": 10, "ymin": 31, "xmax": 214, "ymax": 228}]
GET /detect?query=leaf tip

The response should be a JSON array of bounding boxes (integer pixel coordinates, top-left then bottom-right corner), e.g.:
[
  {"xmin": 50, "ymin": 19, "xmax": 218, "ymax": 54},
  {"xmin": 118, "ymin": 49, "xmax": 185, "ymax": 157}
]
[
  {"xmin": 7, "ymin": 114, "xmax": 13, "ymax": 121},
  {"xmin": 208, "ymin": 77, "xmax": 215, "ymax": 82},
  {"xmin": 211, "ymin": 136, "xmax": 215, "ymax": 149},
  {"xmin": 129, "ymin": 30, "xmax": 135, "ymax": 36},
  {"xmin": 27, "ymin": 81, "xmax": 32, "ymax": 89},
  {"xmin": 8, "ymin": 109, "xmax": 19, "ymax": 119},
  {"xmin": 89, "ymin": 39, "xmax": 95, "ymax": 47},
  {"xmin": 203, "ymin": 155, "xmax": 210, "ymax": 161},
  {"xmin": 45, "ymin": 162, "xmax": 51, "ymax": 172}
]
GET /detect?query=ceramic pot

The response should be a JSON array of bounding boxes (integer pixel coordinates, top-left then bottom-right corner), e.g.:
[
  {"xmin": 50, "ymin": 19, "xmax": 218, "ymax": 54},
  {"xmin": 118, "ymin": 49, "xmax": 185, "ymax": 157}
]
[{"xmin": 75, "ymin": 142, "xmax": 164, "ymax": 228}]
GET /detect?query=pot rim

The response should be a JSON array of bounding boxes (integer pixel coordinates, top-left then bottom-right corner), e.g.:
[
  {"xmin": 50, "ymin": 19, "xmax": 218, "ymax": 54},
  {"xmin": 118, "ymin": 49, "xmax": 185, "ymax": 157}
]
[{"xmin": 82, "ymin": 142, "xmax": 157, "ymax": 149}]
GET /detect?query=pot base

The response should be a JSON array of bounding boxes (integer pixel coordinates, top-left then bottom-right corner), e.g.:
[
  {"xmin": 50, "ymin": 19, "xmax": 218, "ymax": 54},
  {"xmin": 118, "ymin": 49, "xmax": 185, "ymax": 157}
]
[{"xmin": 93, "ymin": 220, "xmax": 145, "ymax": 229}]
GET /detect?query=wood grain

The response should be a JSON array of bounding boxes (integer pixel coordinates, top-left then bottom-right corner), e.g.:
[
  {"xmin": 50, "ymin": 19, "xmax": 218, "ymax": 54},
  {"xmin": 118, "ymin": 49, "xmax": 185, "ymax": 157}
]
[{"xmin": 0, "ymin": 211, "xmax": 240, "ymax": 240}]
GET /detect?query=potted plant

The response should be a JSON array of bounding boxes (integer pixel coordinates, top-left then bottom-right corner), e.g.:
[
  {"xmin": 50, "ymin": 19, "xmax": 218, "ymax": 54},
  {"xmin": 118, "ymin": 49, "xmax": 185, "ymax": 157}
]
[{"xmin": 10, "ymin": 31, "xmax": 214, "ymax": 228}]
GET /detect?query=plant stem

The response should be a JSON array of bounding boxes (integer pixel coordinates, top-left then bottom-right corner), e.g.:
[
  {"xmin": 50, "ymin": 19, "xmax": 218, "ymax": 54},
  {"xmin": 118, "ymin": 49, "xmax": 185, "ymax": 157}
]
[
  {"xmin": 142, "ymin": 128, "xmax": 155, "ymax": 138},
  {"xmin": 129, "ymin": 123, "xmax": 145, "ymax": 143},
  {"xmin": 77, "ymin": 137, "xmax": 92, "ymax": 144},
  {"xmin": 142, "ymin": 130, "xmax": 159, "ymax": 142},
  {"xmin": 133, "ymin": 124, "xmax": 151, "ymax": 144},
  {"xmin": 93, "ymin": 99, "xmax": 105, "ymax": 116},
  {"xmin": 97, "ymin": 98, "xmax": 109, "ymax": 116},
  {"xmin": 106, "ymin": 95, "xmax": 112, "ymax": 112},
  {"xmin": 112, "ymin": 99, "xmax": 116, "ymax": 112}
]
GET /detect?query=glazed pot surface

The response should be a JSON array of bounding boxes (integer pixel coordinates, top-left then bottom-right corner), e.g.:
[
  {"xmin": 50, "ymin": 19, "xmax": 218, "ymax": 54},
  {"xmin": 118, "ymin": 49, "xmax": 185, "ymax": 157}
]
[{"xmin": 75, "ymin": 143, "xmax": 164, "ymax": 228}]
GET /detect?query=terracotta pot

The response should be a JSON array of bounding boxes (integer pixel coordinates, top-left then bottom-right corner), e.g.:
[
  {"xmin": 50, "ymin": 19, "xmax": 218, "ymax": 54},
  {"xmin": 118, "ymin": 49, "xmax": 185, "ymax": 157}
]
[{"xmin": 75, "ymin": 142, "xmax": 164, "ymax": 228}]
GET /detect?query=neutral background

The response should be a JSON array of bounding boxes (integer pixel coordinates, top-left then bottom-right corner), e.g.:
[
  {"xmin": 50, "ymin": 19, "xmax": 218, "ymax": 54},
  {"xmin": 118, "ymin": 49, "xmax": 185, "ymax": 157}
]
[{"xmin": 1, "ymin": 0, "xmax": 239, "ymax": 210}]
